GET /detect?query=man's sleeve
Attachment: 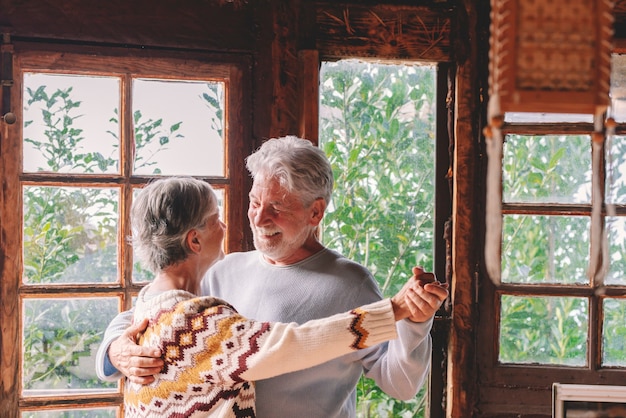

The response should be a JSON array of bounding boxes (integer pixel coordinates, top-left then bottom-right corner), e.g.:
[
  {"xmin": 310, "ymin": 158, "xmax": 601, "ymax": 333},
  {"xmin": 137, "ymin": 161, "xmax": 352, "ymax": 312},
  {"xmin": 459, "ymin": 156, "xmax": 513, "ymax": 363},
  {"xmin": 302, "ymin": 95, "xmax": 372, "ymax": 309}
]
[
  {"xmin": 360, "ymin": 317, "xmax": 434, "ymax": 400},
  {"xmin": 95, "ymin": 309, "xmax": 134, "ymax": 381}
]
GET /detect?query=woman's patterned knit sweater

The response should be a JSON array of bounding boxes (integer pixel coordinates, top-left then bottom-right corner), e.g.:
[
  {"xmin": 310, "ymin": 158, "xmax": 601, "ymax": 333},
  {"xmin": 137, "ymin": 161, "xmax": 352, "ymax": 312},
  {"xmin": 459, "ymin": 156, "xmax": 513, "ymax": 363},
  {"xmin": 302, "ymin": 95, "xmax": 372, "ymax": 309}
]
[{"xmin": 124, "ymin": 286, "xmax": 398, "ymax": 417}]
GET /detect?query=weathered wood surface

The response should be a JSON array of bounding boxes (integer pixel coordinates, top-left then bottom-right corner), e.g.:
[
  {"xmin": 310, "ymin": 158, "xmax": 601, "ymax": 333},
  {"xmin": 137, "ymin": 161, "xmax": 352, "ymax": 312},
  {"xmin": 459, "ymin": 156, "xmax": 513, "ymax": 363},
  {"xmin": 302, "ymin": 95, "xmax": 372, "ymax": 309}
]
[
  {"xmin": 268, "ymin": 0, "xmax": 300, "ymax": 138},
  {"xmin": 0, "ymin": 119, "xmax": 21, "ymax": 418},
  {"xmin": 0, "ymin": 0, "xmax": 254, "ymax": 52},
  {"xmin": 446, "ymin": 0, "xmax": 482, "ymax": 415},
  {"xmin": 315, "ymin": 2, "xmax": 454, "ymax": 61},
  {"xmin": 297, "ymin": 49, "xmax": 320, "ymax": 143}
]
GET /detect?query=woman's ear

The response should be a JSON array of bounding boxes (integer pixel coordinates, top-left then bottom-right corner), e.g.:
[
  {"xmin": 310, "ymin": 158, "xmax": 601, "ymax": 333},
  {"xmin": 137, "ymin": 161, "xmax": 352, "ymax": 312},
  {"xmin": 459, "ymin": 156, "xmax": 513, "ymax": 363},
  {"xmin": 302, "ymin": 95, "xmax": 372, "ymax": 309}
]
[{"xmin": 186, "ymin": 230, "xmax": 201, "ymax": 254}]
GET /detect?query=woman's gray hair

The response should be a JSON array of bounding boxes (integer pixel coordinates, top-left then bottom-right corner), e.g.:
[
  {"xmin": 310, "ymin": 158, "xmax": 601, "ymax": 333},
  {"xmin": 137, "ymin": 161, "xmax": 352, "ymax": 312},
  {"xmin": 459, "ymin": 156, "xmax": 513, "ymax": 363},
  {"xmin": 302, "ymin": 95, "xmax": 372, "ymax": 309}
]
[
  {"xmin": 245, "ymin": 135, "xmax": 334, "ymax": 206},
  {"xmin": 131, "ymin": 177, "xmax": 218, "ymax": 273}
]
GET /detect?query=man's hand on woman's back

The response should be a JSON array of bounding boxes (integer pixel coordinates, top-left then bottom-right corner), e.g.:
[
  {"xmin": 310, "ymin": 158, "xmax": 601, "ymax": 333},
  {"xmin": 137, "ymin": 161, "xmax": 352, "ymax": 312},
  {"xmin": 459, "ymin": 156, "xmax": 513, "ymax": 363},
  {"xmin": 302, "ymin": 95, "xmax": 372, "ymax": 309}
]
[{"xmin": 109, "ymin": 318, "xmax": 164, "ymax": 384}]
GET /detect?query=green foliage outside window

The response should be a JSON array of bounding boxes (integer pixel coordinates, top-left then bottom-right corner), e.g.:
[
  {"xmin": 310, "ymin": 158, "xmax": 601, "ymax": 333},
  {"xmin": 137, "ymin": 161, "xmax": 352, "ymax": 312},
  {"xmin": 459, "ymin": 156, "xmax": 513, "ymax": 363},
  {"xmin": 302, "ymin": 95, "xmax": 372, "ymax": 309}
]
[
  {"xmin": 499, "ymin": 295, "xmax": 588, "ymax": 365},
  {"xmin": 319, "ymin": 60, "xmax": 436, "ymax": 418},
  {"xmin": 500, "ymin": 132, "xmax": 626, "ymax": 367}
]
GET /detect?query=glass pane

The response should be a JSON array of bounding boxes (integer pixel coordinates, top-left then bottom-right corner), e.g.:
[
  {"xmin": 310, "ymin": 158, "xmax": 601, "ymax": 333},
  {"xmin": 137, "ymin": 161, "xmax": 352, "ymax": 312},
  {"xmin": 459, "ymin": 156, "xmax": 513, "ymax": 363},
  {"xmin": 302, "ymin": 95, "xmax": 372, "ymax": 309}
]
[
  {"xmin": 606, "ymin": 217, "xmax": 626, "ymax": 286},
  {"xmin": 132, "ymin": 79, "xmax": 224, "ymax": 176},
  {"xmin": 22, "ymin": 297, "xmax": 119, "ymax": 395},
  {"xmin": 130, "ymin": 187, "xmax": 154, "ymax": 283},
  {"xmin": 23, "ymin": 73, "xmax": 120, "ymax": 174},
  {"xmin": 319, "ymin": 59, "xmax": 436, "ymax": 417},
  {"xmin": 502, "ymin": 215, "xmax": 590, "ymax": 284},
  {"xmin": 602, "ymin": 298, "xmax": 626, "ymax": 367},
  {"xmin": 22, "ymin": 407, "xmax": 118, "ymax": 418},
  {"xmin": 499, "ymin": 295, "xmax": 588, "ymax": 366},
  {"xmin": 503, "ymin": 134, "xmax": 591, "ymax": 204},
  {"xmin": 23, "ymin": 186, "xmax": 119, "ymax": 284},
  {"xmin": 610, "ymin": 54, "xmax": 626, "ymax": 123},
  {"xmin": 607, "ymin": 135, "xmax": 626, "ymax": 205},
  {"xmin": 319, "ymin": 60, "xmax": 436, "ymax": 295},
  {"xmin": 504, "ymin": 113, "xmax": 593, "ymax": 123}
]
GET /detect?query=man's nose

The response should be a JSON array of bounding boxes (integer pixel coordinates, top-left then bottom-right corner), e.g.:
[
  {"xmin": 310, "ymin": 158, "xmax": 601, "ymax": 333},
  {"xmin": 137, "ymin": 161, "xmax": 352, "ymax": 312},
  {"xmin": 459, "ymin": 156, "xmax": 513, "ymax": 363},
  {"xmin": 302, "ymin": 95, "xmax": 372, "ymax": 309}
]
[{"xmin": 251, "ymin": 205, "xmax": 270, "ymax": 225}]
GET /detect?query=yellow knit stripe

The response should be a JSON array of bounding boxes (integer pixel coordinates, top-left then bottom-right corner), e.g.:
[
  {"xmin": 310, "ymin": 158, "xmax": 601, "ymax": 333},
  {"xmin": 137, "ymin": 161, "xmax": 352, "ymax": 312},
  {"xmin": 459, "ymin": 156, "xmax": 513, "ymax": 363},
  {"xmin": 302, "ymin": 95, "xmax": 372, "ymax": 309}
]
[{"xmin": 125, "ymin": 303, "xmax": 249, "ymax": 408}]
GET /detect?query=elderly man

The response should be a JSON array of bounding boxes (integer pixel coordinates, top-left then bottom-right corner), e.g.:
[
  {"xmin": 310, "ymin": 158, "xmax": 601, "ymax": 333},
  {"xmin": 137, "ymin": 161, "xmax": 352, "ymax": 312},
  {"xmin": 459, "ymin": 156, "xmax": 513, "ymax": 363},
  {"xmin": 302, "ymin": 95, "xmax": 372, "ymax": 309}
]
[{"xmin": 96, "ymin": 135, "xmax": 448, "ymax": 418}]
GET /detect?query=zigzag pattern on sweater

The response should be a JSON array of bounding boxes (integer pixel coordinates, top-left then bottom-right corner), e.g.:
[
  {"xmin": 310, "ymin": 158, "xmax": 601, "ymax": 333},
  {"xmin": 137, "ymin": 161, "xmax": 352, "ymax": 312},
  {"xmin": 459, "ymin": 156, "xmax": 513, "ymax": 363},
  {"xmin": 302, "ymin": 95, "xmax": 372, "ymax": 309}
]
[
  {"xmin": 348, "ymin": 307, "xmax": 370, "ymax": 349},
  {"xmin": 125, "ymin": 297, "xmax": 270, "ymax": 417},
  {"xmin": 124, "ymin": 290, "xmax": 382, "ymax": 417}
]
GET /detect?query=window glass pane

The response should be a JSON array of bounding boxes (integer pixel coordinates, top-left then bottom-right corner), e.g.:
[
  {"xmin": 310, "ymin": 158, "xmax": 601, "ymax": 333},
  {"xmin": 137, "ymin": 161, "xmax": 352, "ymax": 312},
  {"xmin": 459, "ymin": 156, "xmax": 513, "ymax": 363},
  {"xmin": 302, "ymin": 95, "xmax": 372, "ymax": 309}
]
[
  {"xmin": 610, "ymin": 54, "xmax": 626, "ymax": 123},
  {"xmin": 319, "ymin": 59, "xmax": 436, "ymax": 416},
  {"xmin": 320, "ymin": 60, "xmax": 436, "ymax": 294},
  {"xmin": 602, "ymin": 298, "xmax": 626, "ymax": 366},
  {"xmin": 22, "ymin": 407, "xmax": 118, "ymax": 418},
  {"xmin": 606, "ymin": 217, "xmax": 626, "ymax": 286},
  {"xmin": 22, "ymin": 297, "xmax": 119, "ymax": 395},
  {"xmin": 502, "ymin": 215, "xmax": 590, "ymax": 284},
  {"xmin": 132, "ymin": 79, "xmax": 224, "ymax": 176},
  {"xmin": 607, "ymin": 135, "xmax": 626, "ymax": 205},
  {"xmin": 23, "ymin": 186, "xmax": 119, "ymax": 284},
  {"xmin": 503, "ymin": 134, "xmax": 591, "ymax": 204},
  {"xmin": 23, "ymin": 73, "xmax": 120, "ymax": 174},
  {"xmin": 130, "ymin": 187, "xmax": 155, "ymax": 283},
  {"xmin": 214, "ymin": 188, "xmax": 225, "ymax": 220},
  {"xmin": 499, "ymin": 295, "xmax": 588, "ymax": 366}
]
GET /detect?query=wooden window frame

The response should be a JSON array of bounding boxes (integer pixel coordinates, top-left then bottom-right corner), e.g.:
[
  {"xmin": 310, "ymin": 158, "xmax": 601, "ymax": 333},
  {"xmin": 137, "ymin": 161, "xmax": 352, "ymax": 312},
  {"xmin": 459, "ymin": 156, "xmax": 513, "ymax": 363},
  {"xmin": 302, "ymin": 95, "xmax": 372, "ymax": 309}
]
[
  {"xmin": 477, "ymin": 114, "xmax": 626, "ymax": 415},
  {"xmin": 0, "ymin": 42, "xmax": 252, "ymax": 415}
]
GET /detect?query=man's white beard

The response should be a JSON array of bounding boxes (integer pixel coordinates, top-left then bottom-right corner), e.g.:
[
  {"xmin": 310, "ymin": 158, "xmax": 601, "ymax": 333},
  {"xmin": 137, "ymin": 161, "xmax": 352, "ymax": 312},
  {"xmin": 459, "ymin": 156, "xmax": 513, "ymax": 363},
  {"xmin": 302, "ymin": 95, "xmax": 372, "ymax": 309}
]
[{"xmin": 252, "ymin": 225, "xmax": 311, "ymax": 262}]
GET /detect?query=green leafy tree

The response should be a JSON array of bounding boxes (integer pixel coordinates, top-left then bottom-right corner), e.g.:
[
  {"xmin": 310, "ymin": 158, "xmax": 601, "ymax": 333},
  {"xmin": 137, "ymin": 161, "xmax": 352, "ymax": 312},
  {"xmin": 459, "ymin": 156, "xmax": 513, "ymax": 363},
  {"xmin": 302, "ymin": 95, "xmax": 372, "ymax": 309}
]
[
  {"xmin": 606, "ymin": 135, "xmax": 626, "ymax": 285},
  {"xmin": 499, "ymin": 295, "xmax": 588, "ymax": 365},
  {"xmin": 603, "ymin": 298, "xmax": 626, "ymax": 366},
  {"xmin": 320, "ymin": 61, "xmax": 436, "ymax": 417}
]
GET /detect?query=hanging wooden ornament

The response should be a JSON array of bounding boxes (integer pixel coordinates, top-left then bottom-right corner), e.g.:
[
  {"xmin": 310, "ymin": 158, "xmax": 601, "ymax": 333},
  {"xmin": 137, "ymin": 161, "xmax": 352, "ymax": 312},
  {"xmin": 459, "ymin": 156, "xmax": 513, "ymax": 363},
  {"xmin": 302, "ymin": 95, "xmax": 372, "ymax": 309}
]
[
  {"xmin": 489, "ymin": 0, "xmax": 614, "ymax": 115},
  {"xmin": 485, "ymin": 0, "xmax": 614, "ymax": 285}
]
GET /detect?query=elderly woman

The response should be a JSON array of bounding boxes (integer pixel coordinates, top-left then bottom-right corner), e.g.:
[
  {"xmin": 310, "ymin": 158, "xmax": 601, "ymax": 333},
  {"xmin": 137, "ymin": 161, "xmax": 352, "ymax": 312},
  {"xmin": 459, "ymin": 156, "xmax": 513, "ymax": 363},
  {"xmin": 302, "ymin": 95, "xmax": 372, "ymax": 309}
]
[{"xmin": 123, "ymin": 176, "xmax": 428, "ymax": 418}]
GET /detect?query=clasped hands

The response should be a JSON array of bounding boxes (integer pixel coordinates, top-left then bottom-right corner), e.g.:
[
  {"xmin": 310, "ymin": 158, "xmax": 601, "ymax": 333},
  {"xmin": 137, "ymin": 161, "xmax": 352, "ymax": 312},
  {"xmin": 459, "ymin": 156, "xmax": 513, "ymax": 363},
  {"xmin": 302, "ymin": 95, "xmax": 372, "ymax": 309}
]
[{"xmin": 391, "ymin": 266, "xmax": 449, "ymax": 322}]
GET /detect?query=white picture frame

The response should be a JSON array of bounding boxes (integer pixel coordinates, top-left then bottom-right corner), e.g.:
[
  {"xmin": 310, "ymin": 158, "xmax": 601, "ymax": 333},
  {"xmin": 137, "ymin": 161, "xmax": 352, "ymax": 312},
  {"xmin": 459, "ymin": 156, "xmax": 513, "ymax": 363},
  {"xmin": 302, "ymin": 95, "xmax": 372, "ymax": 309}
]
[{"xmin": 552, "ymin": 383, "xmax": 626, "ymax": 417}]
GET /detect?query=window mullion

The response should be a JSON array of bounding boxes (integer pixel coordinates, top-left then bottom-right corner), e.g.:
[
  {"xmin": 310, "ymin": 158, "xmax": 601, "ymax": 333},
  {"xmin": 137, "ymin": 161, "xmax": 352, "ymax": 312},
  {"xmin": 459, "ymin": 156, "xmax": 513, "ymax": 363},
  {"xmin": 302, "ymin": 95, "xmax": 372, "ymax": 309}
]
[
  {"xmin": 120, "ymin": 73, "xmax": 134, "ymax": 309},
  {"xmin": 587, "ymin": 125, "xmax": 607, "ymax": 288}
]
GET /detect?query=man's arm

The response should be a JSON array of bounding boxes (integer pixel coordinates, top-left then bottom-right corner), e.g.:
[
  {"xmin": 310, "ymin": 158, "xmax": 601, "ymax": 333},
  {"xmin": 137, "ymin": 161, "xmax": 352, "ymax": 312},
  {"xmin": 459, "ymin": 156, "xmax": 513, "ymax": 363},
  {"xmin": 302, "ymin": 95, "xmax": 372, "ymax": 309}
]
[
  {"xmin": 361, "ymin": 267, "xmax": 449, "ymax": 400},
  {"xmin": 95, "ymin": 309, "xmax": 164, "ymax": 384}
]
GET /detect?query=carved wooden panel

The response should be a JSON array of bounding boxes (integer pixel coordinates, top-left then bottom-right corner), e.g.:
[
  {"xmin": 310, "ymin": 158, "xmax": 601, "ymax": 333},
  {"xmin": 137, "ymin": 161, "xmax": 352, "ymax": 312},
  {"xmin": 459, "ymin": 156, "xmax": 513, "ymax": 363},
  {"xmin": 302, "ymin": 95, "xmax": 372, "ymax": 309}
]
[{"xmin": 315, "ymin": 3, "xmax": 452, "ymax": 62}]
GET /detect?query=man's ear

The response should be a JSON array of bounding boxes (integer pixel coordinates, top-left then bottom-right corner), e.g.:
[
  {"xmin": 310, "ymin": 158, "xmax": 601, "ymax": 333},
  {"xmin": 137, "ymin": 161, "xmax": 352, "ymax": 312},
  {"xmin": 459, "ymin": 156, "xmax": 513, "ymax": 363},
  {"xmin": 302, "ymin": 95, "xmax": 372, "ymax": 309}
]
[
  {"xmin": 310, "ymin": 198, "xmax": 327, "ymax": 226},
  {"xmin": 186, "ymin": 230, "xmax": 201, "ymax": 254}
]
